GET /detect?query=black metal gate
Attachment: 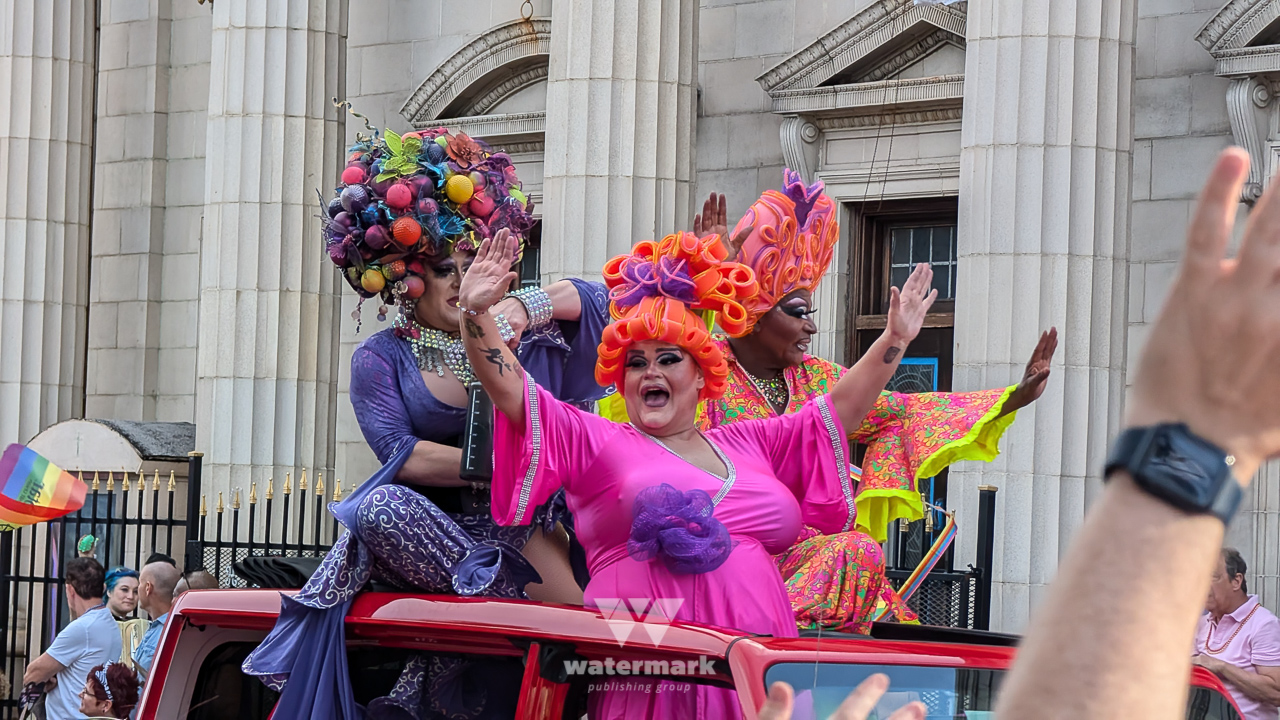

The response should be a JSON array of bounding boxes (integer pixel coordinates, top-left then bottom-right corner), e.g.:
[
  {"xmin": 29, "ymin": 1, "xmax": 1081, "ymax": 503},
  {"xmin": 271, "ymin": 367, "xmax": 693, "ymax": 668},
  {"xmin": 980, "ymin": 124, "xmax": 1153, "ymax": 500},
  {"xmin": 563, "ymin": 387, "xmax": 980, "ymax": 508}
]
[{"xmin": 0, "ymin": 461, "xmax": 194, "ymax": 719}]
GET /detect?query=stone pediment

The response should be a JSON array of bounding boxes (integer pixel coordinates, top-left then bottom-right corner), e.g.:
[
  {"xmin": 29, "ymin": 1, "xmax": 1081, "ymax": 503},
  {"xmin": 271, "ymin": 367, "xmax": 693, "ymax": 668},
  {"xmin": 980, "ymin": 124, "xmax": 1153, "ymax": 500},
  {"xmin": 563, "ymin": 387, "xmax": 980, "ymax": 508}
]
[
  {"xmin": 757, "ymin": 0, "xmax": 967, "ymax": 112},
  {"xmin": 756, "ymin": 0, "xmax": 967, "ymax": 181},
  {"xmin": 1197, "ymin": 0, "xmax": 1280, "ymax": 76},
  {"xmin": 401, "ymin": 18, "xmax": 550, "ymax": 152}
]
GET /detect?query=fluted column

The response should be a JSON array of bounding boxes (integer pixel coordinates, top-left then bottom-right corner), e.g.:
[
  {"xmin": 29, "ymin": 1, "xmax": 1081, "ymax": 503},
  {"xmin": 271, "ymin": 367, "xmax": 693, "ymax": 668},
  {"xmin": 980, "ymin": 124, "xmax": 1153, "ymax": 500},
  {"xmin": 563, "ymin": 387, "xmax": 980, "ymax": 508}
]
[
  {"xmin": 0, "ymin": 1, "xmax": 96, "ymax": 443},
  {"xmin": 949, "ymin": 0, "xmax": 1137, "ymax": 632},
  {"xmin": 539, "ymin": 0, "xmax": 698, "ymax": 281},
  {"xmin": 195, "ymin": 1, "xmax": 347, "ymax": 500}
]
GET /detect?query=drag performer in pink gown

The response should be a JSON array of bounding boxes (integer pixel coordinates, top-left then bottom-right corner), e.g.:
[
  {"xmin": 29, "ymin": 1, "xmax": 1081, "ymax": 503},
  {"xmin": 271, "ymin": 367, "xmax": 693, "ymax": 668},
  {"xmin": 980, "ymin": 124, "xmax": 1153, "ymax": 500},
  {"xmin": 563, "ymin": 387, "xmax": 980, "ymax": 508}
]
[{"xmin": 459, "ymin": 228, "xmax": 943, "ymax": 718}]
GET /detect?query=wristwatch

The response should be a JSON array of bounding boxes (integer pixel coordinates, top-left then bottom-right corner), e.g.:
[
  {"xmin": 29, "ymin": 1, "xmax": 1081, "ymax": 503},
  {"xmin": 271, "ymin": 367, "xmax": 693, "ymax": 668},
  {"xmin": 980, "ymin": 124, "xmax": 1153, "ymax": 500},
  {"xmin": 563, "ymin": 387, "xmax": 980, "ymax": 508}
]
[{"xmin": 1104, "ymin": 423, "xmax": 1243, "ymax": 524}]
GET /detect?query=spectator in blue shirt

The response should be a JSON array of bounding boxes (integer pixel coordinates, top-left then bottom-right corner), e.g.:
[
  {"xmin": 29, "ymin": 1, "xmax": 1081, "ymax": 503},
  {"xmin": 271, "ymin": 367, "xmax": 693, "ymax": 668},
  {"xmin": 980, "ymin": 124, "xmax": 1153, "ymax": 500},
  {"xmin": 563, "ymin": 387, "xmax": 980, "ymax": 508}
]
[{"xmin": 131, "ymin": 561, "xmax": 180, "ymax": 682}]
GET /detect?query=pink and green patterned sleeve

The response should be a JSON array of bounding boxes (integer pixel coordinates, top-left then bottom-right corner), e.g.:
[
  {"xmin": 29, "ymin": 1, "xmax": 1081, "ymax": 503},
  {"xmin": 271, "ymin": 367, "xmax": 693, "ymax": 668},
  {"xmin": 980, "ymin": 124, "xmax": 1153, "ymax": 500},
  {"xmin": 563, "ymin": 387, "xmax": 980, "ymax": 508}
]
[{"xmin": 848, "ymin": 387, "xmax": 1017, "ymax": 542}]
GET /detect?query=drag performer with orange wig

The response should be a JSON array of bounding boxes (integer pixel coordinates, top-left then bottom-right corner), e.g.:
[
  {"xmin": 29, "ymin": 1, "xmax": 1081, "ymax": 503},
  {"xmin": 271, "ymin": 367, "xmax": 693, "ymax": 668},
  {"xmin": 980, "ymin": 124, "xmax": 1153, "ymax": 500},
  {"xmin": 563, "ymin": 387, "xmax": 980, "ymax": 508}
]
[
  {"xmin": 696, "ymin": 170, "xmax": 1057, "ymax": 633},
  {"xmin": 459, "ymin": 227, "xmax": 941, "ymax": 718}
]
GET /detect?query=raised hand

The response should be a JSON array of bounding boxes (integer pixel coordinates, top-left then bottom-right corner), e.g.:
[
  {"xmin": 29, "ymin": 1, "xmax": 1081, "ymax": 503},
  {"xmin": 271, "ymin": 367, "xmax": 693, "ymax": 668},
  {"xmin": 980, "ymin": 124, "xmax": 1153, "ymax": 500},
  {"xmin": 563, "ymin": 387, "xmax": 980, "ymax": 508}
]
[
  {"xmin": 692, "ymin": 191, "xmax": 753, "ymax": 261},
  {"xmin": 1005, "ymin": 327, "xmax": 1059, "ymax": 412},
  {"xmin": 458, "ymin": 229, "xmax": 519, "ymax": 315},
  {"xmin": 886, "ymin": 263, "xmax": 937, "ymax": 345},
  {"xmin": 693, "ymin": 192, "xmax": 729, "ymax": 240},
  {"xmin": 1127, "ymin": 147, "xmax": 1280, "ymax": 481}
]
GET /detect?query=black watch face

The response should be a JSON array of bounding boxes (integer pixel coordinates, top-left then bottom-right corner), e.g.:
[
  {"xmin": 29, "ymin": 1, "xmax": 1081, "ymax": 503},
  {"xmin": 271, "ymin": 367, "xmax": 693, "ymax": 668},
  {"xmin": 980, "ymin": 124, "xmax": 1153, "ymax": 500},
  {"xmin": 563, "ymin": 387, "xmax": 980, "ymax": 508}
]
[{"xmin": 1144, "ymin": 429, "xmax": 1227, "ymax": 510}]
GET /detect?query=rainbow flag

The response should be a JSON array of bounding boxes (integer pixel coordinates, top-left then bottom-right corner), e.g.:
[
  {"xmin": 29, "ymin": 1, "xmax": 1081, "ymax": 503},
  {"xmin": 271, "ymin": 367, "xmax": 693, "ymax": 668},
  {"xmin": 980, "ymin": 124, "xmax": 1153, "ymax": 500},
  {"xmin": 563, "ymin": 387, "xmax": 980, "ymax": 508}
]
[{"xmin": 0, "ymin": 444, "xmax": 87, "ymax": 531}]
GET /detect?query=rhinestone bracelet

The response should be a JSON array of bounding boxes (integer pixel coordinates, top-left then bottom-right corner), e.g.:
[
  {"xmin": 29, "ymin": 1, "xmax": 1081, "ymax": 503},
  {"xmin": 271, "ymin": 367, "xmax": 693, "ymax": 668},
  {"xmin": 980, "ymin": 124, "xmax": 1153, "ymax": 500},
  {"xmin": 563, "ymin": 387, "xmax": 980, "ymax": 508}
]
[
  {"xmin": 458, "ymin": 305, "xmax": 516, "ymax": 343},
  {"xmin": 507, "ymin": 286, "xmax": 554, "ymax": 331},
  {"xmin": 494, "ymin": 313, "xmax": 516, "ymax": 344}
]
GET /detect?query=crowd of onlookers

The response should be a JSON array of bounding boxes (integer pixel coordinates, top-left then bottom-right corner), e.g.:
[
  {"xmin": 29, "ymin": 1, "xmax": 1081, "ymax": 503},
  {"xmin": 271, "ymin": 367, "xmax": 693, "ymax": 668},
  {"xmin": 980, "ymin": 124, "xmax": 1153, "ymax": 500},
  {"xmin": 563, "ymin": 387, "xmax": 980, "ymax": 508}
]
[{"xmin": 18, "ymin": 541, "xmax": 218, "ymax": 719}]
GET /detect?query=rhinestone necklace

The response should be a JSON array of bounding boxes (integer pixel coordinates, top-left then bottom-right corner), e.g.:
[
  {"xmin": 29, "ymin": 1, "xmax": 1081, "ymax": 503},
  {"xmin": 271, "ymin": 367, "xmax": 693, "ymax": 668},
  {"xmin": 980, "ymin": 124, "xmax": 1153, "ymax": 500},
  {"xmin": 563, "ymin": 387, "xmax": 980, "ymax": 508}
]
[
  {"xmin": 394, "ymin": 313, "xmax": 475, "ymax": 385},
  {"xmin": 739, "ymin": 363, "xmax": 790, "ymax": 414}
]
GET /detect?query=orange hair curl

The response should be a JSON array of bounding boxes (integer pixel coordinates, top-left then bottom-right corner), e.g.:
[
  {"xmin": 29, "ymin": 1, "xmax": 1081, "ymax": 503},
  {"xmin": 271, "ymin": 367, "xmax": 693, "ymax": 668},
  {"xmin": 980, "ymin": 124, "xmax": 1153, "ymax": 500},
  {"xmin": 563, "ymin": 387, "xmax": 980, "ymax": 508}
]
[
  {"xmin": 595, "ymin": 232, "xmax": 757, "ymax": 400},
  {"xmin": 733, "ymin": 169, "xmax": 838, "ymax": 332}
]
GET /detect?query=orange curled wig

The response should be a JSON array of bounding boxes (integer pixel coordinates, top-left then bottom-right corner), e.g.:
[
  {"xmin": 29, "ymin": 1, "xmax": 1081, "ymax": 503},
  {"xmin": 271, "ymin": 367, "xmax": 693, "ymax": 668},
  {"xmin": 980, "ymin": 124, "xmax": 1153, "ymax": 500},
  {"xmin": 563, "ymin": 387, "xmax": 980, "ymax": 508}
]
[
  {"xmin": 733, "ymin": 169, "xmax": 838, "ymax": 332},
  {"xmin": 596, "ymin": 232, "xmax": 757, "ymax": 400}
]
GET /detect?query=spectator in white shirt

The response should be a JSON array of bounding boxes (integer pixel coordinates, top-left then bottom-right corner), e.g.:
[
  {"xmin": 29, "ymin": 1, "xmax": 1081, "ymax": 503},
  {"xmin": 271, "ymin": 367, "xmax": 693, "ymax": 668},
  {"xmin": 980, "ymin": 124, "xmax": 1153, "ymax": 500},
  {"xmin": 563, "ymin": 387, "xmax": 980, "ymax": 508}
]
[{"xmin": 23, "ymin": 558, "xmax": 124, "ymax": 719}]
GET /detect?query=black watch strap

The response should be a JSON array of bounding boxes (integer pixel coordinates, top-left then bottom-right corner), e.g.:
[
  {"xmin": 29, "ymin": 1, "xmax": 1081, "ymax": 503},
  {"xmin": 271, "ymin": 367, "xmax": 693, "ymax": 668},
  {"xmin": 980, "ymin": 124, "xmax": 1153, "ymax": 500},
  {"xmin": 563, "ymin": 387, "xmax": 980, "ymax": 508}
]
[{"xmin": 1105, "ymin": 424, "xmax": 1243, "ymax": 524}]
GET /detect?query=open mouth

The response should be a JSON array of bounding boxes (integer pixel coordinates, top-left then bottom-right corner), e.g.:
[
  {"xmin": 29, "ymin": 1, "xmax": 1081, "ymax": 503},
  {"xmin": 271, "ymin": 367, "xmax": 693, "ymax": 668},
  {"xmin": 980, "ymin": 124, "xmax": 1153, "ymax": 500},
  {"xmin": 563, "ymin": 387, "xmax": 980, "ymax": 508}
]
[
  {"xmin": 640, "ymin": 383, "xmax": 670, "ymax": 408},
  {"xmin": 796, "ymin": 339, "xmax": 810, "ymax": 353},
  {"xmin": 448, "ymin": 296, "xmax": 459, "ymax": 308}
]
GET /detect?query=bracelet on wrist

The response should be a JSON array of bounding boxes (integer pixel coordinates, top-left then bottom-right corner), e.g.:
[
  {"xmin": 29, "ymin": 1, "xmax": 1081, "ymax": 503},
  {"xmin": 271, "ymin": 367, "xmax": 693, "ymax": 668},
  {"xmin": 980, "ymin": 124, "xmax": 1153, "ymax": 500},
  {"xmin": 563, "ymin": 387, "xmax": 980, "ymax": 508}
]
[
  {"xmin": 494, "ymin": 314, "xmax": 517, "ymax": 344},
  {"xmin": 506, "ymin": 286, "xmax": 554, "ymax": 330}
]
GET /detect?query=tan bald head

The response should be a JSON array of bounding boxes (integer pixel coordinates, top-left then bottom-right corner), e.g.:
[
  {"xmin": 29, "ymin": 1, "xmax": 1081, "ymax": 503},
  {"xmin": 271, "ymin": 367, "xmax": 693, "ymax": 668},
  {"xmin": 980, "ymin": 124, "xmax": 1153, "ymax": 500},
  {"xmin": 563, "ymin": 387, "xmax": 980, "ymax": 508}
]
[
  {"xmin": 174, "ymin": 569, "xmax": 217, "ymax": 597},
  {"xmin": 139, "ymin": 561, "xmax": 181, "ymax": 618}
]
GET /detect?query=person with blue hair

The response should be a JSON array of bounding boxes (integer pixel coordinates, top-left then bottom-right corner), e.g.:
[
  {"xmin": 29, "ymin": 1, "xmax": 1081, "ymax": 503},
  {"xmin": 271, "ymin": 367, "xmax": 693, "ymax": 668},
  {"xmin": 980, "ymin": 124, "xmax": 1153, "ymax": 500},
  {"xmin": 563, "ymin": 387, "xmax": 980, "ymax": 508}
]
[{"xmin": 103, "ymin": 566, "xmax": 148, "ymax": 669}]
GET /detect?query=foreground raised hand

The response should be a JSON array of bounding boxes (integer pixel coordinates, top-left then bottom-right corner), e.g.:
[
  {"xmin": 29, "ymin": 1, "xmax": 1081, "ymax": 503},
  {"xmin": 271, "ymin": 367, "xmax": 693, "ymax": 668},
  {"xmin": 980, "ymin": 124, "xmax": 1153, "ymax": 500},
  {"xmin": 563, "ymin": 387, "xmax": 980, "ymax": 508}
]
[
  {"xmin": 758, "ymin": 675, "xmax": 926, "ymax": 720},
  {"xmin": 997, "ymin": 147, "xmax": 1280, "ymax": 718}
]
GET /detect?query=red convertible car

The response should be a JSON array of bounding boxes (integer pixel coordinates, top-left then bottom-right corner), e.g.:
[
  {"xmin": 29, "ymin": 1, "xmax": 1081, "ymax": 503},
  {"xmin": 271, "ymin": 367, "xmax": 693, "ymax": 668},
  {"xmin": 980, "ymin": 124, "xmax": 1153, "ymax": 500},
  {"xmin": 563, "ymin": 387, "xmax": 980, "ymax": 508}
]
[{"xmin": 137, "ymin": 589, "xmax": 1244, "ymax": 719}]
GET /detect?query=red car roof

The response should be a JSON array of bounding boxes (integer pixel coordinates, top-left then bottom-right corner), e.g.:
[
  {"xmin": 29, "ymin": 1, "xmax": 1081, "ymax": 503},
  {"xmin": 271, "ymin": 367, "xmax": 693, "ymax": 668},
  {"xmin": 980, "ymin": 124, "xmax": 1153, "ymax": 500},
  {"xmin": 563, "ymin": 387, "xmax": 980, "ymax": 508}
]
[{"xmin": 166, "ymin": 589, "xmax": 1244, "ymax": 716}]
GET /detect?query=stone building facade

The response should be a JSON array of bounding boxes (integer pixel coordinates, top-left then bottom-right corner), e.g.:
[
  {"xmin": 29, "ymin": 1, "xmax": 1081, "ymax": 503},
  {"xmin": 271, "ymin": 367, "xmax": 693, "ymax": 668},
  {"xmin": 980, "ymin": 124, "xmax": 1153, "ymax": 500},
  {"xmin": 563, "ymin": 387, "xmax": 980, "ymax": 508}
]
[{"xmin": 3, "ymin": 0, "xmax": 1280, "ymax": 631}]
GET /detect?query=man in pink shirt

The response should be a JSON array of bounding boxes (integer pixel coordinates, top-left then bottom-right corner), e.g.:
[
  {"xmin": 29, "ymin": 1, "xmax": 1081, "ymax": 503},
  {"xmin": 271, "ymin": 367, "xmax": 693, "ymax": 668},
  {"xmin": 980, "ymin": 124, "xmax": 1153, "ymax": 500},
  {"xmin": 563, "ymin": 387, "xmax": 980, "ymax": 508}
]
[{"xmin": 1194, "ymin": 548, "xmax": 1280, "ymax": 719}]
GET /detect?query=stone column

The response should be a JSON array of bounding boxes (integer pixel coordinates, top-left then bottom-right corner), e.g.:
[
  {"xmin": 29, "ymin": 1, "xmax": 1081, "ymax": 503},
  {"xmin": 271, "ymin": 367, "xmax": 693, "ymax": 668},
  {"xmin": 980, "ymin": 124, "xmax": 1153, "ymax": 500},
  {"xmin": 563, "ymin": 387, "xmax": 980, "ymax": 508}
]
[
  {"xmin": 195, "ymin": 1, "xmax": 347, "ymax": 502},
  {"xmin": 949, "ymin": 0, "xmax": 1137, "ymax": 632},
  {"xmin": 539, "ymin": 0, "xmax": 698, "ymax": 282},
  {"xmin": 0, "ymin": 1, "xmax": 97, "ymax": 443}
]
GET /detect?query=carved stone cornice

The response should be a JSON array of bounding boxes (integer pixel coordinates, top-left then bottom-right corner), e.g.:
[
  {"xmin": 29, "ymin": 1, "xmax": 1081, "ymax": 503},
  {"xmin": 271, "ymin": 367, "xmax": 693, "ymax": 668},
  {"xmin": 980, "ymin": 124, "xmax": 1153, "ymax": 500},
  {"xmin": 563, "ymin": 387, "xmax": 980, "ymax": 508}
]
[
  {"xmin": 770, "ymin": 75, "xmax": 963, "ymax": 115},
  {"xmin": 1214, "ymin": 45, "xmax": 1280, "ymax": 76},
  {"xmin": 856, "ymin": 30, "xmax": 957, "ymax": 83},
  {"xmin": 1197, "ymin": 0, "xmax": 1280, "ymax": 53},
  {"xmin": 401, "ymin": 18, "xmax": 550, "ymax": 123},
  {"xmin": 813, "ymin": 107, "xmax": 964, "ymax": 130},
  {"xmin": 422, "ymin": 111, "xmax": 546, "ymax": 143},
  {"xmin": 757, "ymin": 0, "xmax": 966, "ymax": 93}
]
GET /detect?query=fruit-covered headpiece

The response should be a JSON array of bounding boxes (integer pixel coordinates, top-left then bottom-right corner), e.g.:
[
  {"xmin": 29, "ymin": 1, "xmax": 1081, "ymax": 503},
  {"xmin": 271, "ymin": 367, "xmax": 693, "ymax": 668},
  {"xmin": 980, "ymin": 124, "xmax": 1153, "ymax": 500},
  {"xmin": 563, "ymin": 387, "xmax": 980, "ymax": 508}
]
[
  {"xmin": 596, "ymin": 232, "xmax": 757, "ymax": 400},
  {"xmin": 322, "ymin": 115, "xmax": 536, "ymax": 322}
]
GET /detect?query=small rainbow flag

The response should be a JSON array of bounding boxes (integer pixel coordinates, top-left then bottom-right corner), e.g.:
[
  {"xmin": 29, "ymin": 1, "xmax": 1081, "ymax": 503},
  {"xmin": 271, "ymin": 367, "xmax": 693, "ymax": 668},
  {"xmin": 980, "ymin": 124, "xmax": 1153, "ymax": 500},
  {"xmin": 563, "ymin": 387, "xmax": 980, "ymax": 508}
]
[{"xmin": 0, "ymin": 444, "xmax": 87, "ymax": 531}]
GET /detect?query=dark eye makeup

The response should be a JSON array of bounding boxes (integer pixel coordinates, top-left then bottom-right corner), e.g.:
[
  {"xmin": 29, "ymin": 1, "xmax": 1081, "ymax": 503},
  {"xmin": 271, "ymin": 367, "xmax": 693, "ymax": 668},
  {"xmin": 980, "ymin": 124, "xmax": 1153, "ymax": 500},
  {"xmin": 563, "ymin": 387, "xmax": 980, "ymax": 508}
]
[{"xmin": 778, "ymin": 304, "xmax": 816, "ymax": 319}]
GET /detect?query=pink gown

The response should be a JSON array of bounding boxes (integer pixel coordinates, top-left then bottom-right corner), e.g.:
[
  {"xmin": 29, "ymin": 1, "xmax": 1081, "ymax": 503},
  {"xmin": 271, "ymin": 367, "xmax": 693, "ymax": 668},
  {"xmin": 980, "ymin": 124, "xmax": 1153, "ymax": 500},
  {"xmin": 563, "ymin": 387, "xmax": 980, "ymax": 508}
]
[{"xmin": 493, "ymin": 375, "xmax": 856, "ymax": 719}]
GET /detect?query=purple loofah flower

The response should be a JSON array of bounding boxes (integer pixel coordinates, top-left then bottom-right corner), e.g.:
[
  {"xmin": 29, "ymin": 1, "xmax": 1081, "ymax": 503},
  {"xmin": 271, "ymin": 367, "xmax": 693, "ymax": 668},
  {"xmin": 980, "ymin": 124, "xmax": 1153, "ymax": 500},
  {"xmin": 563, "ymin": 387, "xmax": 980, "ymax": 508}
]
[{"xmin": 627, "ymin": 484, "xmax": 733, "ymax": 574}]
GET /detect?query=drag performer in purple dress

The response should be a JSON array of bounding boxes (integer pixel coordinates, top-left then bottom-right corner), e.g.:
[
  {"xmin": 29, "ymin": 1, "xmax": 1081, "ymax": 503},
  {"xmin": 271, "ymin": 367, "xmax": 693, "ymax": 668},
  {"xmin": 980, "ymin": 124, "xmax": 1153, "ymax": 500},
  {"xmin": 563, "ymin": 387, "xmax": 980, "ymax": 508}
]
[{"xmin": 242, "ymin": 128, "xmax": 610, "ymax": 719}]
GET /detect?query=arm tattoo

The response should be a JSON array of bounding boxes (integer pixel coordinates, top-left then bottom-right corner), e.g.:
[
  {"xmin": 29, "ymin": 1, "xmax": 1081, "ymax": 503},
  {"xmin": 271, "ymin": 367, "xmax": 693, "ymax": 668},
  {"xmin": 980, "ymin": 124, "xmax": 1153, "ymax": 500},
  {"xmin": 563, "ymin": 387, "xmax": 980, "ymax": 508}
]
[
  {"xmin": 483, "ymin": 348, "xmax": 514, "ymax": 376},
  {"xmin": 882, "ymin": 346, "xmax": 901, "ymax": 364},
  {"xmin": 464, "ymin": 318, "xmax": 486, "ymax": 339}
]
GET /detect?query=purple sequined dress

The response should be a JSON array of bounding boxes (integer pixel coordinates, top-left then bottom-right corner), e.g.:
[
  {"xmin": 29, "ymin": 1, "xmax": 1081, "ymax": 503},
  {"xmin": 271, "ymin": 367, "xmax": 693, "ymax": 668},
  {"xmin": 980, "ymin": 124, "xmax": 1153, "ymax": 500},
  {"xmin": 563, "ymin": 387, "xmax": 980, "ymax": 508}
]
[{"xmin": 242, "ymin": 279, "xmax": 610, "ymax": 720}]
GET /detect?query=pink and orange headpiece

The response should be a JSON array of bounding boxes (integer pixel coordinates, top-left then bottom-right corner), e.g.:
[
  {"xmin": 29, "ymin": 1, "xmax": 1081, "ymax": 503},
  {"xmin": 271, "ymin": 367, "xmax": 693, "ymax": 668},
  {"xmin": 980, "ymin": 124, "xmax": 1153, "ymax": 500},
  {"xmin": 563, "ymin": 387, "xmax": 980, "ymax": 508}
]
[
  {"xmin": 732, "ymin": 169, "xmax": 838, "ymax": 332},
  {"xmin": 596, "ymin": 232, "xmax": 757, "ymax": 400}
]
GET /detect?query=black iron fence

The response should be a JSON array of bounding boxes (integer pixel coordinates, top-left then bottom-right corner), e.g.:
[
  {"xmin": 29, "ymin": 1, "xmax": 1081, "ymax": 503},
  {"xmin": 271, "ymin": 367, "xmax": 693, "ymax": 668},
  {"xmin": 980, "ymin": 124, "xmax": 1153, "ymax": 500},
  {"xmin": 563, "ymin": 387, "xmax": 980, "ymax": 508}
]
[
  {"xmin": 0, "ymin": 467, "xmax": 192, "ymax": 718},
  {"xmin": 189, "ymin": 455, "xmax": 342, "ymax": 588},
  {"xmin": 0, "ymin": 453, "xmax": 340, "ymax": 718}
]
